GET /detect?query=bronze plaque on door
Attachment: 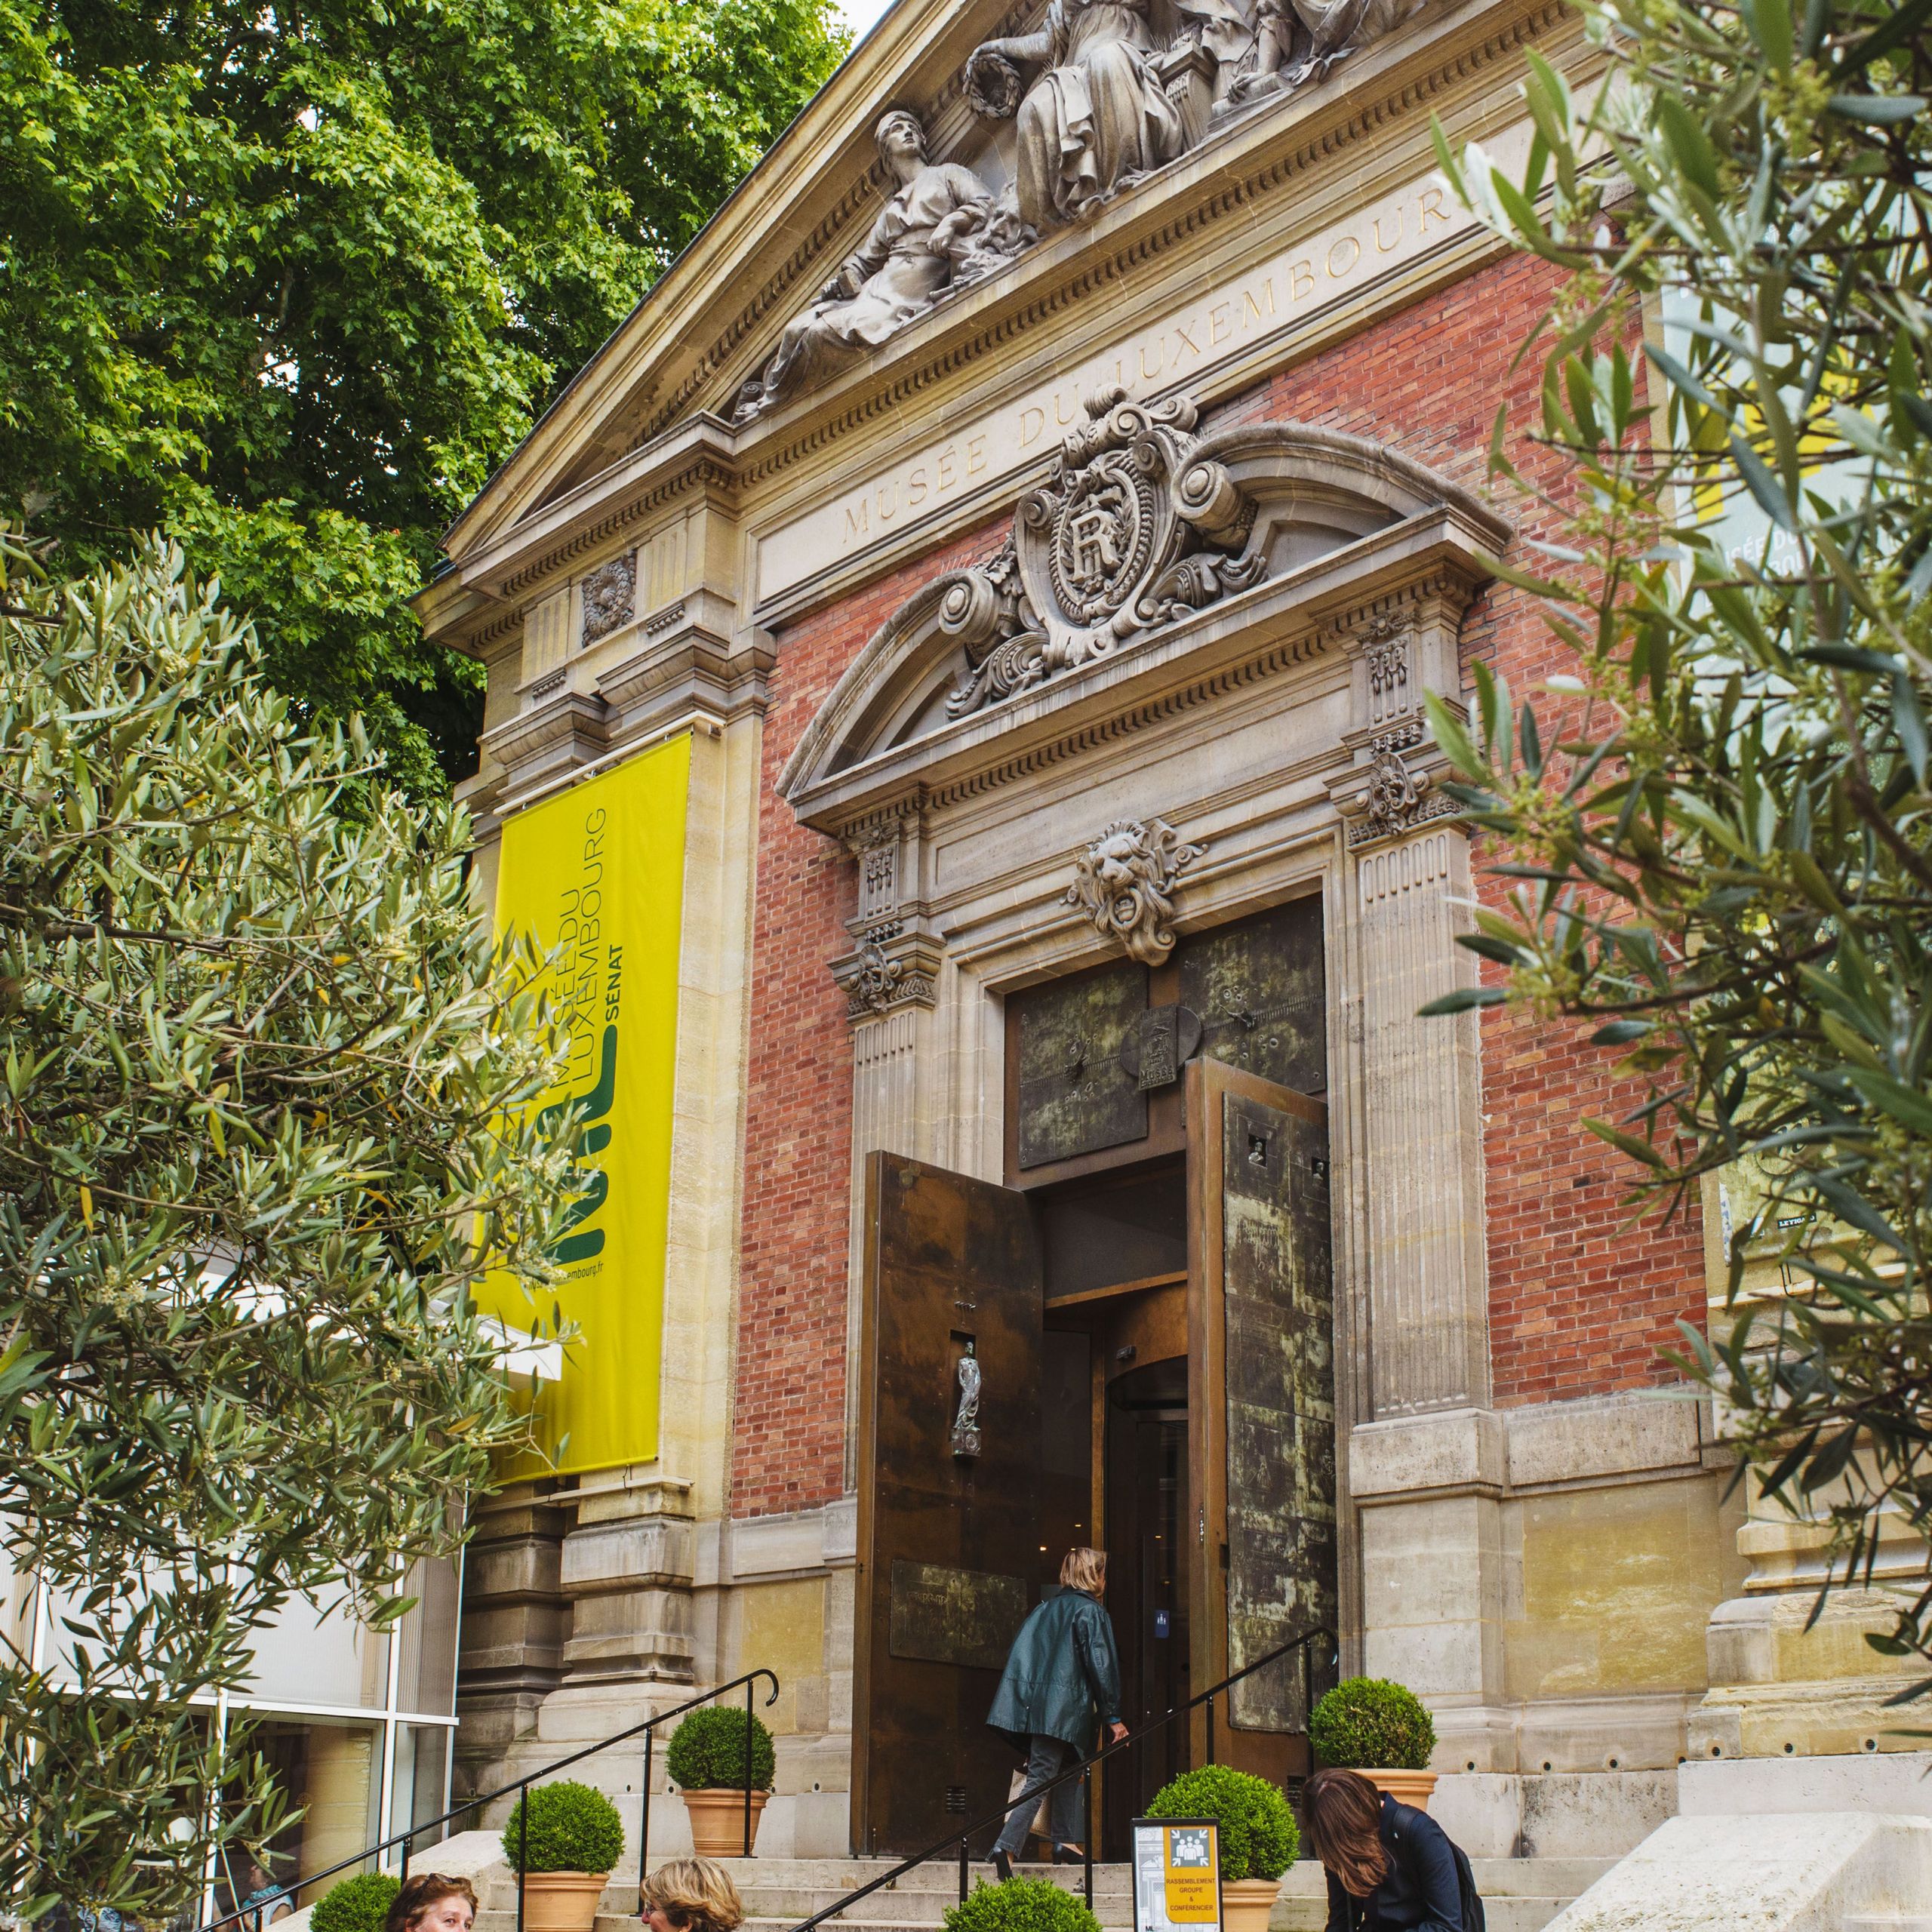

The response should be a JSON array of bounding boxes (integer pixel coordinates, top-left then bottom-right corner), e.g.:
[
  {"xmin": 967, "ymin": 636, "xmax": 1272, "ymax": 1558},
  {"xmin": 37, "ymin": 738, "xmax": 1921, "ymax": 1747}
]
[
  {"xmin": 1014, "ymin": 958, "xmax": 1148, "ymax": 1168},
  {"xmin": 1180, "ymin": 897, "xmax": 1325, "ymax": 1094},
  {"xmin": 888, "ymin": 1560, "xmax": 1029, "ymax": 1671}
]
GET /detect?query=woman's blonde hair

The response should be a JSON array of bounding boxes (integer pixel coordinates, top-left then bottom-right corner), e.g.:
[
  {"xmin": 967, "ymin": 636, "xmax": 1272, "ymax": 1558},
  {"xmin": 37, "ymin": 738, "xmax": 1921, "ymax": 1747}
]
[
  {"xmin": 640, "ymin": 1860, "xmax": 744, "ymax": 1932},
  {"xmin": 1060, "ymin": 1546, "xmax": 1107, "ymax": 1594}
]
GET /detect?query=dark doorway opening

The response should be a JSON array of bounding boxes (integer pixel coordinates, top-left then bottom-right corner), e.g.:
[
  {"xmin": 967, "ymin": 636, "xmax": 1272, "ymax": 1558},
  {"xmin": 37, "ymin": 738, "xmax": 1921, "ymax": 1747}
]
[{"xmin": 1103, "ymin": 1355, "xmax": 1189, "ymax": 1853}]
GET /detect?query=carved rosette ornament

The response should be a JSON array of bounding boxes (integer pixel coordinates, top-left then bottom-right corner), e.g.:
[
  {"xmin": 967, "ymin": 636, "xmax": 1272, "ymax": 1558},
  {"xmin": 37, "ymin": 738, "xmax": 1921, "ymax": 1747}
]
[
  {"xmin": 940, "ymin": 387, "xmax": 1266, "ymax": 718},
  {"xmin": 1065, "ymin": 818, "xmax": 1205, "ymax": 964}
]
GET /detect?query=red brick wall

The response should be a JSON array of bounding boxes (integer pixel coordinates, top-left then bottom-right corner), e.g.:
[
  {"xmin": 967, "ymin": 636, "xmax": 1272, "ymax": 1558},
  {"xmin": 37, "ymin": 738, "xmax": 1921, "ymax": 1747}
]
[
  {"xmin": 1217, "ymin": 249, "xmax": 1704, "ymax": 1405},
  {"xmin": 731, "ymin": 518, "xmax": 1009, "ymax": 1519},
  {"xmin": 732, "ymin": 253, "xmax": 1703, "ymax": 1509}
]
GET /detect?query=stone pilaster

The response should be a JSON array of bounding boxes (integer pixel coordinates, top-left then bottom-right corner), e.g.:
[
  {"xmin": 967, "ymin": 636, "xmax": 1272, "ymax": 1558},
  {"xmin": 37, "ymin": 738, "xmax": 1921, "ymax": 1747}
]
[
  {"xmin": 545, "ymin": 1474, "xmax": 697, "ymax": 1730},
  {"xmin": 830, "ymin": 810, "xmax": 942, "ymax": 1487},
  {"xmin": 452, "ymin": 1482, "xmax": 568, "ymax": 1799},
  {"xmin": 1330, "ymin": 593, "xmax": 1491, "ymax": 1417}
]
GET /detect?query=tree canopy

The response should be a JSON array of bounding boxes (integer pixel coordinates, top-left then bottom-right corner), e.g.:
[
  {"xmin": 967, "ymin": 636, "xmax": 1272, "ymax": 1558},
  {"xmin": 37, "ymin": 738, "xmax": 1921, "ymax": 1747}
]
[
  {"xmin": 0, "ymin": 534, "xmax": 574, "ymax": 1914},
  {"xmin": 1429, "ymin": 2, "xmax": 1932, "ymax": 1695},
  {"xmin": 0, "ymin": 0, "xmax": 849, "ymax": 789}
]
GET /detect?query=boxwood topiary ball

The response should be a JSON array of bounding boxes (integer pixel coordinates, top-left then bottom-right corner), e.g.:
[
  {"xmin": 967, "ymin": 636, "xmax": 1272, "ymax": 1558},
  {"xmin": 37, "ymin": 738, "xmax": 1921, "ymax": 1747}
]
[
  {"xmin": 665, "ymin": 1705, "xmax": 777, "ymax": 1792},
  {"xmin": 500, "ymin": 1779, "xmax": 626, "ymax": 1874},
  {"xmin": 1144, "ymin": 1765, "xmax": 1299, "ymax": 1882},
  {"xmin": 311, "ymin": 1872, "xmax": 401, "ymax": 1932},
  {"xmin": 1308, "ymin": 1677, "xmax": 1436, "ymax": 1771},
  {"xmin": 942, "ymin": 1875, "xmax": 1103, "ymax": 1932}
]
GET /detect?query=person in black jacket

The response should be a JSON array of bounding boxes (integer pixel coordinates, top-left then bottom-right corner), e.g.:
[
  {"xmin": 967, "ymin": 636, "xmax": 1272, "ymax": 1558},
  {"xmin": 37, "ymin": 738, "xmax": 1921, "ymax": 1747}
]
[{"xmin": 1303, "ymin": 1767, "xmax": 1465, "ymax": 1932}]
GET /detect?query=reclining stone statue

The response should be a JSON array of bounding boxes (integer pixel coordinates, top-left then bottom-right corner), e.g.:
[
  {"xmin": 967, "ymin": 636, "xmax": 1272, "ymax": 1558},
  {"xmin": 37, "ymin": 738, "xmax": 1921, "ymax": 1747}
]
[{"xmin": 734, "ymin": 110, "xmax": 1029, "ymax": 423}]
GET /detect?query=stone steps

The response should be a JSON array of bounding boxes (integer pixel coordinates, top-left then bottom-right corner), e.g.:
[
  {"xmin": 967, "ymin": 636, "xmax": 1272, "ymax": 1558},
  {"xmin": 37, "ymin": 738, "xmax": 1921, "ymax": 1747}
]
[{"xmin": 477, "ymin": 1852, "xmax": 1614, "ymax": 1932}]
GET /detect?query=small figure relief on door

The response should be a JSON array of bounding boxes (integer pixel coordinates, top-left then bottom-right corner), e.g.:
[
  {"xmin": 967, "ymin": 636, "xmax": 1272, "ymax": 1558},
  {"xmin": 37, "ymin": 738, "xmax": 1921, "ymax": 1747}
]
[{"xmin": 951, "ymin": 1338, "xmax": 983, "ymax": 1459}]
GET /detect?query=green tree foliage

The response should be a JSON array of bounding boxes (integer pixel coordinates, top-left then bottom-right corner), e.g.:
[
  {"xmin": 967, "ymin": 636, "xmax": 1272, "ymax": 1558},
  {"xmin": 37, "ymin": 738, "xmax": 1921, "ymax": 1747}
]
[
  {"xmin": 0, "ymin": 0, "xmax": 848, "ymax": 789},
  {"xmin": 664, "ymin": 1703, "xmax": 777, "ymax": 1792},
  {"xmin": 1307, "ymin": 1678, "xmax": 1436, "ymax": 1772},
  {"xmin": 1424, "ymin": 2, "xmax": 1932, "ymax": 1697},
  {"xmin": 1144, "ymin": 1767, "xmax": 1299, "ymax": 1881},
  {"xmin": 0, "ymin": 536, "xmax": 575, "ymax": 1915},
  {"xmin": 500, "ymin": 1780, "xmax": 625, "ymax": 1875}
]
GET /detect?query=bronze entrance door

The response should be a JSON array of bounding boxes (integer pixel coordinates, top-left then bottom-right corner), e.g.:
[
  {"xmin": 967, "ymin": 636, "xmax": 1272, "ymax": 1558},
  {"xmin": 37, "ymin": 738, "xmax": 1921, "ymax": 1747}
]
[
  {"xmin": 1186, "ymin": 1058, "xmax": 1339, "ymax": 1780},
  {"xmin": 851, "ymin": 1152, "xmax": 1047, "ymax": 1856}
]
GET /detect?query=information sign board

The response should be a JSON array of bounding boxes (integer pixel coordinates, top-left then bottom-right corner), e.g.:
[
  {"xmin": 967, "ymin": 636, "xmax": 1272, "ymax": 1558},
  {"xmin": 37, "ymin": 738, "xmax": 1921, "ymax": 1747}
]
[{"xmin": 1132, "ymin": 1819, "xmax": 1222, "ymax": 1932}]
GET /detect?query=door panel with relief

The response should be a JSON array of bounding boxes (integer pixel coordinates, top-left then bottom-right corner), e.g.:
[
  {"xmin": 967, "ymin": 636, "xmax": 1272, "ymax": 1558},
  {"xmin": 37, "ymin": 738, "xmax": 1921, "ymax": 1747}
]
[
  {"xmin": 1186, "ymin": 1059, "xmax": 1338, "ymax": 1776},
  {"xmin": 852, "ymin": 1153, "xmax": 1047, "ymax": 1854}
]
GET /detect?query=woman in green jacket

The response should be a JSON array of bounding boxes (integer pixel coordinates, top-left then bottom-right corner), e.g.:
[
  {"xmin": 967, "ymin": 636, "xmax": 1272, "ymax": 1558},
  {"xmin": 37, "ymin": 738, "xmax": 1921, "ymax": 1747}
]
[{"xmin": 986, "ymin": 1546, "xmax": 1128, "ymax": 1877}]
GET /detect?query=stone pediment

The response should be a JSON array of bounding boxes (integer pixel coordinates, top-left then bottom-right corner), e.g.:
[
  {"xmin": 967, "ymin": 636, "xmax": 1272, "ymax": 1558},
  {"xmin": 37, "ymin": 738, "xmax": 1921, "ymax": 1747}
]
[
  {"xmin": 778, "ymin": 408, "xmax": 1510, "ymax": 836},
  {"xmin": 435, "ymin": 0, "xmax": 1565, "ymax": 585}
]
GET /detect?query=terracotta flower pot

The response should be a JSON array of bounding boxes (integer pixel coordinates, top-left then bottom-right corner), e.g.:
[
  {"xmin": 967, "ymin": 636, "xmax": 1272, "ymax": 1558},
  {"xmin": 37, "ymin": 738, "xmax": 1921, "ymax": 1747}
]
[
  {"xmin": 1220, "ymin": 1876, "xmax": 1281, "ymax": 1932},
  {"xmin": 1361, "ymin": 1767, "xmax": 1438, "ymax": 1810},
  {"xmin": 681, "ymin": 1786, "xmax": 771, "ymax": 1857},
  {"xmin": 518, "ymin": 1872, "xmax": 609, "ymax": 1932}
]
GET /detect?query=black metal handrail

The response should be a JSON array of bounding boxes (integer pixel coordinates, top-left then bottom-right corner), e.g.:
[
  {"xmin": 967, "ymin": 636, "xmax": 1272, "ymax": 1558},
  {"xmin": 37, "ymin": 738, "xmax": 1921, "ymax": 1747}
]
[
  {"xmin": 201, "ymin": 1668, "xmax": 780, "ymax": 1932},
  {"xmin": 788, "ymin": 1623, "xmax": 1338, "ymax": 1932}
]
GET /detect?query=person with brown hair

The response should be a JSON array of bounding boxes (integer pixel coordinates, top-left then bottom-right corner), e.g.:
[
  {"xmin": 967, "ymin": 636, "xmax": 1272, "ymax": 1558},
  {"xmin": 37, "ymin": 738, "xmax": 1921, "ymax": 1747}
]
[
  {"xmin": 1302, "ymin": 1767, "xmax": 1472, "ymax": 1932},
  {"xmin": 383, "ymin": 1875, "xmax": 478, "ymax": 1932},
  {"xmin": 985, "ymin": 1546, "xmax": 1126, "ymax": 1880},
  {"xmin": 638, "ymin": 1859, "xmax": 745, "ymax": 1932}
]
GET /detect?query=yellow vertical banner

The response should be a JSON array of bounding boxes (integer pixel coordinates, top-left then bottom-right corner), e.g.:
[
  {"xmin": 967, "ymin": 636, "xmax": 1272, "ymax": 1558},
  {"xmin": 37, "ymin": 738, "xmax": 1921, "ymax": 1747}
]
[{"xmin": 483, "ymin": 734, "xmax": 691, "ymax": 1476}]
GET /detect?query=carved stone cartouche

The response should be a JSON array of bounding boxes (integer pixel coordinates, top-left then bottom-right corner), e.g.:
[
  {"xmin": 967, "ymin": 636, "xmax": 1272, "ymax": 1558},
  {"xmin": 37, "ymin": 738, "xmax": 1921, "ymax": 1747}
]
[
  {"xmin": 1065, "ymin": 817, "xmax": 1206, "ymax": 964},
  {"xmin": 939, "ymin": 386, "xmax": 1266, "ymax": 719},
  {"xmin": 580, "ymin": 552, "xmax": 635, "ymax": 645}
]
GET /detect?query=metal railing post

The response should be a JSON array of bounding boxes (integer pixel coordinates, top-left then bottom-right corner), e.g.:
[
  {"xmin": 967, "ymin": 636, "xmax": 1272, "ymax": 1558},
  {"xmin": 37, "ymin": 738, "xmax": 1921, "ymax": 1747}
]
[
  {"xmin": 1082, "ymin": 1765, "xmax": 1093, "ymax": 1910},
  {"xmin": 1204, "ymin": 1693, "xmax": 1214, "ymax": 1767},
  {"xmin": 517, "ymin": 1789, "xmax": 528, "ymax": 1932},
  {"xmin": 400, "ymin": 1829, "xmax": 411, "ymax": 1887},
  {"xmin": 640, "ymin": 1726, "xmax": 654, "ymax": 1911},
  {"xmin": 958, "ymin": 1833, "xmax": 968, "ymax": 1903},
  {"xmin": 743, "ymin": 1681, "xmax": 755, "ymax": 1858}
]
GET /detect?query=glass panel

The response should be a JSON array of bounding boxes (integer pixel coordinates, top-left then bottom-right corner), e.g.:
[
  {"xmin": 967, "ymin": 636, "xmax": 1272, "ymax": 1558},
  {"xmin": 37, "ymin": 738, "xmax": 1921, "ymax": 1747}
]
[
  {"xmin": 217, "ymin": 1714, "xmax": 384, "ymax": 1911},
  {"xmin": 388, "ymin": 1724, "xmax": 452, "ymax": 1851},
  {"xmin": 245, "ymin": 1586, "xmax": 389, "ymax": 1712},
  {"xmin": 392, "ymin": 1556, "xmax": 460, "ymax": 1718}
]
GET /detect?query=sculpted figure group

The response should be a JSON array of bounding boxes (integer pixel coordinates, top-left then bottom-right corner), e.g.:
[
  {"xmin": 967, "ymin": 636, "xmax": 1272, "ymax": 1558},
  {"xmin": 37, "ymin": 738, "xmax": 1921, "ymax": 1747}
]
[{"xmin": 735, "ymin": 0, "xmax": 1424, "ymax": 423}]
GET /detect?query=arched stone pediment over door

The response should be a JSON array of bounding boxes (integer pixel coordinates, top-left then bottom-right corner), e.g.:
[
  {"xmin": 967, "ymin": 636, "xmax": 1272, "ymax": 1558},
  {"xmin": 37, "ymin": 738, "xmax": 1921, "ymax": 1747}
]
[{"xmin": 780, "ymin": 397, "xmax": 1511, "ymax": 851}]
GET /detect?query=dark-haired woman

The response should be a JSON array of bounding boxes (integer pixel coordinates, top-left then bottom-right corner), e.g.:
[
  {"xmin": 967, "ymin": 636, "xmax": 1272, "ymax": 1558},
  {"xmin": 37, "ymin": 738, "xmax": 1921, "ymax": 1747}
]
[{"xmin": 1303, "ymin": 1767, "xmax": 1466, "ymax": 1932}]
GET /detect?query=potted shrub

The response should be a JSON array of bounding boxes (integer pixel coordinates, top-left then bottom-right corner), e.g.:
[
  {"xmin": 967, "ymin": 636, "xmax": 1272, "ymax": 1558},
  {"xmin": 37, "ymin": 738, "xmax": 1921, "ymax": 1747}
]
[
  {"xmin": 1146, "ymin": 1764, "xmax": 1299, "ymax": 1932},
  {"xmin": 311, "ymin": 1873, "xmax": 400, "ymax": 1932},
  {"xmin": 501, "ymin": 1780, "xmax": 625, "ymax": 1932},
  {"xmin": 1309, "ymin": 1677, "xmax": 1438, "ymax": 1809},
  {"xmin": 665, "ymin": 1705, "xmax": 777, "ymax": 1857},
  {"xmin": 943, "ymin": 1874, "xmax": 1101, "ymax": 1932}
]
